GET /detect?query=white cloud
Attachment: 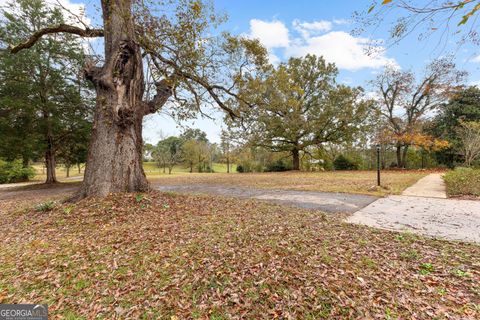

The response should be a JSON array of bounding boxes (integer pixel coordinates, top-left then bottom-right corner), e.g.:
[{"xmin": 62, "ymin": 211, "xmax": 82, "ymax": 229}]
[
  {"xmin": 247, "ymin": 18, "xmax": 397, "ymax": 71},
  {"xmin": 333, "ymin": 18, "xmax": 350, "ymax": 25},
  {"xmin": 293, "ymin": 19, "xmax": 332, "ymax": 38},
  {"xmin": 469, "ymin": 55, "xmax": 480, "ymax": 63},
  {"xmin": 286, "ymin": 31, "xmax": 397, "ymax": 71},
  {"xmin": 248, "ymin": 19, "xmax": 289, "ymax": 49}
]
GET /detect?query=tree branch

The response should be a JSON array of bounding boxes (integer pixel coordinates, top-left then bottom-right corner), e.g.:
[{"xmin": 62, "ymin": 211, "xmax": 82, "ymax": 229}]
[
  {"xmin": 144, "ymin": 49, "xmax": 244, "ymax": 118},
  {"xmin": 9, "ymin": 24, "xmax": 104, "ymax": 54},
  {"xmin": 144, "ymin": 79, "xmax": 175, "ymax": 115}
]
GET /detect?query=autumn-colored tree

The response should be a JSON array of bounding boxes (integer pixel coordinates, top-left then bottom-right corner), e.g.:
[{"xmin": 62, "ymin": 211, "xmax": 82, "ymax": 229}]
[
  {"xmin": 380, "ymin": 130, "xmax": 449, "ymax": 151},
  {"xmin": 7, "ymin": 0, "xmax": 267, "ymax": 198},
  {"xmin": 371, "ymin": 59, "xmax": 465, "ymax": 168},
  {"xmin": 181, "ymin": 139, "xmax": 211, "ymax": 173}
]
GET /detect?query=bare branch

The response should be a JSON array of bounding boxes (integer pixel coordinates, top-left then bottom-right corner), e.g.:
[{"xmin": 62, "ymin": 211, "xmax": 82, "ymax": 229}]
[{"xmin": 10, "ymin": 24, "xmax": 104, "ymax": 54}]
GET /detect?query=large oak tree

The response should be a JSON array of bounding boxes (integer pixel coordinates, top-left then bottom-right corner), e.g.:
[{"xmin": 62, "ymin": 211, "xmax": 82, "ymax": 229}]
[
  {"xmin": 232, "ymin": 54, "xmax": 372, "ymax": 170},
  {"xmin": 6, "ymin": 0, "xmax": 266, "ymax": 198}
]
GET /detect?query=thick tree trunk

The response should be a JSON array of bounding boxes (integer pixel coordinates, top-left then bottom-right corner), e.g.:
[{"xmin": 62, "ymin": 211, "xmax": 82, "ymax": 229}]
[
  {"xmin": 45, "ymin": 140, "xmax": 57, "ymax": 184},
  {"xmin": 75, "ymin": 0, "xmax": 172, "ymax": 199},
  {"xmin": 66, "ymin": 165, "xmax": 70, "ymax": 178},
  {"xmin": 401, "ymin": 145, "xmax": 409, "ymax": 169},
  {"xmin": 396, "ymin": 145, "xmax": 402, "ymax": 168},
  {"xmin": 292, "ymin": 148, "xmax": 300, "ymax": 171},
  {"xmin": 226, "ymin": 156, "xmax": 230, "ymax": 173},
  {"xmin": 79, "ymin": 88, "xmax": 148, "ymax": 197}
]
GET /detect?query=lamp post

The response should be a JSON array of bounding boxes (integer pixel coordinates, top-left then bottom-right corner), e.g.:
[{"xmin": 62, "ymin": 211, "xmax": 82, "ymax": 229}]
[{"xmin": 376, "ymin": 144, "xmax": 381, "ymax": 187}]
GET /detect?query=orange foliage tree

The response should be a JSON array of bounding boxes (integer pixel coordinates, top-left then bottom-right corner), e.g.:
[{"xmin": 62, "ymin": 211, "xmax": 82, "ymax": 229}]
[{"xmin": 379, "ymin": 130, "xmax": 449, "ymax": 167}]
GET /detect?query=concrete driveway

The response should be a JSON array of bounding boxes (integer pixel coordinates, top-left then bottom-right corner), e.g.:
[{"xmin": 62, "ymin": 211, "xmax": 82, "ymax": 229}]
[
  {"xmin": 156, "ymin": 184, "xmax": 378, "ymax": 214},
  {"xmin": 347, "ymin": 173, "xmax": 480, "ymax": 243},
  {"xmin": 347, "ymin": 195, "xmax": 480, "ymax": 243}
]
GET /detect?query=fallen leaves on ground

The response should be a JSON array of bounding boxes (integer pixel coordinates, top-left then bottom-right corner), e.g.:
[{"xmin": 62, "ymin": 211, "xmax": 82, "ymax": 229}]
[{"xmin": 0, "ymin": 191, "xmax": 478, "ymax": 319}]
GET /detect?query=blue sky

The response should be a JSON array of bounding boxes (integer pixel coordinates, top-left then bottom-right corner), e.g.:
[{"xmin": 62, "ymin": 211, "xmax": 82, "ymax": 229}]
[{"xmin": 65, "ymin": 0, "xmax": 480, "ymax": 143}]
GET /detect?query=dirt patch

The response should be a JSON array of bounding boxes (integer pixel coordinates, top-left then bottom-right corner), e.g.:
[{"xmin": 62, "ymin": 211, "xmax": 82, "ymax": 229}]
[{"xmin": 0, "ymin": 182, "xmax": 79, "ymax": 213}]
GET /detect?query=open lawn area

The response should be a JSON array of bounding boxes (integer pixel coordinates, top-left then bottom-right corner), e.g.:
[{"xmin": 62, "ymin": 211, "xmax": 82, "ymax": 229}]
[
  {"xmin": 27, "ymin": 167, "xmax": 429, "ymax": 197},
  {"xmin": 0, "ymin": 191, "xmax": 478, "ymax": 319},
  {"xmin": 150, "ymin": 170, "xmax": 432, "ymax": 196},
  {"xmin": 29, "ymin": 162, "xmax": 235, "ymax": 182},
  {"xmin": 143, "ymin": 162, "xmax": 236, "ymax": 175}
]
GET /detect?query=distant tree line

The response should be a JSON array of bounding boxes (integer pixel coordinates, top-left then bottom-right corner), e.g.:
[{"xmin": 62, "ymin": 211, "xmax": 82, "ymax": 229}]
[
  {"xmin": 144, "ymin": 129, "xmax": 227, "ymax": 174},
  {"xmin": 0, "ymin": 0, "xmax": 93, "ymax": 183},
  {"xmin": 145, "ymin": 55, "xmax": 480, "ymax": 174},
  {"xmin": 227, "ymin": 54, "xmax": 479, "ymax": 171}
]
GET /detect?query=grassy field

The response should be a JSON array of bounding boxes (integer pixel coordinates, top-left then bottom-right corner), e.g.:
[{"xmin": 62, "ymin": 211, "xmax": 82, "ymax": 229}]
[
  {"xmin": 30, "ymin": 162, "xmax": 236, "ymax": 181},
  {"xmin": 150, "ymin": 170, "xmax": 430, "ymax": 196},
  {"xmin": 28, "ymin": 164, "xmax": 427, "ymax": 196},
  {"xmin": 0, "ymin": 191, "xmax": 478, "ymax": 319},
  {"xmin": 30, "ymin": 164, "xmax": 83, "ymax": 181},
  {"xmin": 143, "ymin": 162, "xmax": 236, "ymax": 175},
  {"xmin": 444, "ymin": 168, "xmax": 480, "ymax": 198}
]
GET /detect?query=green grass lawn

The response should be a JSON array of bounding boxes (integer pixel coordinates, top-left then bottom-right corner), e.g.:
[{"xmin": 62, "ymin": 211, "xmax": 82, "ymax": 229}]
[
  {"xmin": 143, "ymin": 162, "xmax": 236, "ymax": 174},
  {"xmin": 30, "ymin": 162, "xmax": 236, "ymax": 181},
  {"xmin": 0, "ymin": 192, "xmax": 478, "ymax": 318}
]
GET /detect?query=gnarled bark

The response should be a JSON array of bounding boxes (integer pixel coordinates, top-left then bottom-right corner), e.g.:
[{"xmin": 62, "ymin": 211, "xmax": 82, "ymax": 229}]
[{"xmin": 74, "ymin": 0, "xmax": 172, "ymax": 198}]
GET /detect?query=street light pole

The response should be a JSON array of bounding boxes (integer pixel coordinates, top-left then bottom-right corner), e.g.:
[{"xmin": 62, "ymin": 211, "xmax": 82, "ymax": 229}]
[{"xmin": 376, "ymin": 144, "xmax": 381, "ymax": 187}]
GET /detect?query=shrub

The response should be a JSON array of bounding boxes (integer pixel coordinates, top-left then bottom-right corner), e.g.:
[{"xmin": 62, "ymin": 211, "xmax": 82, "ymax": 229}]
[
  {"xmin": 443, "ymin": 167, "xmax": 480, "ymax": 197},
  {"xmin": 236, "ymin": 162, "xmax": 254, "ymax": 173},
  {"xmin": 333, "ymin": 155, "xmax": 359, "ymax": 170},
  {"xmin": 254, "ymin": 163, "xmax": 265, "ymax": 172},
  {"xmin": 265, "ymin": 159, "xmax": 291, "ymax": 172},
  {"xmin": 34, "ymin": 201, "xmax": 56, "ymax": 212},
  {"xmin": 0, "ymin": 159, "xmax": 35, "ymax": 184}
]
